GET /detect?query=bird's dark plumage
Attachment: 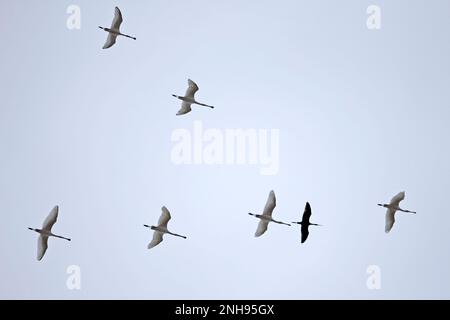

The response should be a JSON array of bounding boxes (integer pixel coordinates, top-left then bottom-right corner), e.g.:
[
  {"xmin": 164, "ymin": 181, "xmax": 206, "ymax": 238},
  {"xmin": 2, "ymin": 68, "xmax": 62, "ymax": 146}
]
[
  {"xmin": 301, "ymin": 202, "xmax": 311, "ymax": 243},
  {"xmin": 301, "ymin": 224, "xmax": 309, "ymax": 243},
  {"xmin": 301, "ymin": 202, "xmax": 312, "ymax": 224}
]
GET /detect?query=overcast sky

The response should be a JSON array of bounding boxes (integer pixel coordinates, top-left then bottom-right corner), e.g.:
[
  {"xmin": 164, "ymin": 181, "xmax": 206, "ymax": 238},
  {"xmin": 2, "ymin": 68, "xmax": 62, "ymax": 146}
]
[{"xmin": 1, "ymin": 0, "xmax": 450, "ymax": 299}]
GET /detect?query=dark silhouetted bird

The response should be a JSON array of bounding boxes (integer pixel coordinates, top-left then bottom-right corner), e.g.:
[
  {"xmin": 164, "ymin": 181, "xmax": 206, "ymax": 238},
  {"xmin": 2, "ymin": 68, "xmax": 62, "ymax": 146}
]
[{"xmin": 292, "ymin": 202, "xmax": 321, "ymax": 243}]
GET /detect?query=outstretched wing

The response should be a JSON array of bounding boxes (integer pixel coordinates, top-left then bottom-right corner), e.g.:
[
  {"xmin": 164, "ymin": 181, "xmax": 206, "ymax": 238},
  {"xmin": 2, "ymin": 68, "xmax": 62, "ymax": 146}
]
[
  {"xmin": 158, "ymin": 206, "xmax": 171, "ymax": 228},
  {"xmin": 110, "ymin": 7, "xmax": 123, "ymax": 31},
  {"xmin": 262, "ymin": 190, "xmax": 276, "ymax": 217},
  {"xmin": 301, "ymin": 224, "xmax": 309, "ymax": 243},
  {"xmin": 148, "ymin": 231, "xmax": 164, "ymax": 249},
  {"xmin": 301, "ymin": 202, "xmax": 312, "ymax": 224},
  {"xmin": 185, "ymin": 79, "xmax": 199, "ymax": 99},
  {"xmin": 255, "ymin": 220, "xmax": 269, "ymax": 237},
  {"xmin": 389, "ymin": 191, "xmax": 405, "ymax": 207},
  {"xmin": 37, "ymin": 235, "xmax": 49, "ymax": 261},
  {"xmin": 42, "ymin": 206, "xmax": 58, "ymax": 231},
  {"xmin": 103, "ymin": 33, "xmax": 117, "ymax": 49},
  {"xmin": 385, "ymin": 208, "xmax": 396, "ymax": 233},
  {"xmin": 176, "ymin": 101, "xmax": 192, "ymax": 115}
]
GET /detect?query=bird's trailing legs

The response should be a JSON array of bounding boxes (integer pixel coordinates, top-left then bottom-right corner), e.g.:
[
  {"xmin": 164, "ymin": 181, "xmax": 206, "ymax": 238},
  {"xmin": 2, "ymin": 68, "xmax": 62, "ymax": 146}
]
[
  {"xmin": 273, "ymin": 220, "xmax": 291, "ymax": 226},
  {"xmin": 53, "ymin": 235, "xmax": 71, "ymax": 241},
  {"xmin": 28, "ymin": 228, "xmax": 71, "ymax": 241},
  {"xmin": 377, "ymin": 204, "xmax": 416, "ymax": 214},
  {"xmin": 143, "ymin": 224, "xmax": 186, "ymax": 239},
  {"xmin": 171, "ymin": 95, "xmax": 214, "ymax": 109},
  {"xmin": 194, "ymin": 102, "xmax": 214, "ymax": 109},
  {"xmin": 292, "ymin": 222, "xmax": 323, "ymax": 227},
  {"xmin": 98, "ymin": 27, "xmax": 136, "ymax": 40},
  {"xmin": 121, "ymin": 33, "xmax": 136, "ymax": 40},
  {"xmin": 168, "ymin": 232, "xmax": 187, "ymax": 239},
  {"xmin": 398, "ymin": 209, "xmax": 416, "ymax": 214}
]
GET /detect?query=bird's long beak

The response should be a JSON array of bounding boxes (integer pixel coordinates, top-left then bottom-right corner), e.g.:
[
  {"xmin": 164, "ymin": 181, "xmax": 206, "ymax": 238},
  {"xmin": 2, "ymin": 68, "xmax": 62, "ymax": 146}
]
[{"xmin": 27, "ymin": 227, "xmax": 33, "ymax": 231}]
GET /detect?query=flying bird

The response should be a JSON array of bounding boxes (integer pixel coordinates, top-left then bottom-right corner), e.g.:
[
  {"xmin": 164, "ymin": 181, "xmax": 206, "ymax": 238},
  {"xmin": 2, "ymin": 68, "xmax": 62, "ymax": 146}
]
[
  {"xmin": 248, "ymin": 190, "xmax": 291, "ymax": 237},
  {"xmin": 292, "ymin": 202, "xmax": 322, "ymax": 243},
  {"xmin": 144, "ymin": 206, "xmax": 187, "ymax": 249},
  {"xmin": 172, "ymin": 79, "xmax": 214, "ymax": 115},
  {"xmin": 28, "ymin": 206, "xmax": 71, "ymax": 261},
  {"xmin": 378, "ymin": 191, "xmax": 416, "ymax": 233},
  {"xmin": 99, "ymin": 7, "xmax": 136, "ymax": 49}
]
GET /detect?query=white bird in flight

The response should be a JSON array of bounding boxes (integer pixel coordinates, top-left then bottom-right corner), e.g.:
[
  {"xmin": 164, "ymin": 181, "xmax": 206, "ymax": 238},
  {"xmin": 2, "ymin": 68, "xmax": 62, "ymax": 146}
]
[
  {"xmin": 28, "ymin": 206, "xmax": 71, "ymax": 261},
  {"xmin": 172, "ymin": 79, "xmax": 214, "ymax": 115},
  {"xmin": 248, "ymin": 190, "xmax": 291, "ymax": 237},
  {"xmin": 378, "ymin": 191, "xmax": 416, "ymax": 233},
  {"xmin": 99, "ymin": 7, "xmax": 136, "ymax": 49},
  {"xmin": 144, "ymin": 206, "xmax": 187, "ymax": 249}
]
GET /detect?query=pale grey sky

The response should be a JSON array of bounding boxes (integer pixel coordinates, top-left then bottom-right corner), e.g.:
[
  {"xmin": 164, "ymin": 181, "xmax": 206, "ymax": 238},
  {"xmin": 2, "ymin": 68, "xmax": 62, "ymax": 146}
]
[{"xmin": 1, "ymin": 0, "xmax": 450, "ymax": 299}]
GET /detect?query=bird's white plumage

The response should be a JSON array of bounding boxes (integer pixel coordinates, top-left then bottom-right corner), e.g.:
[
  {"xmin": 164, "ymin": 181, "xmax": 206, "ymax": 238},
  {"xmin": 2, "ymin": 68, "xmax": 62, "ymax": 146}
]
[
  {"xmin": 158, "ymin": 206, "xmax": 171, "ymax": 228},
  {"xmin": 102, "ymin": 7, "xmax": 123, "ymax": 49},
  {"xmin": 176, "ymin": 101, "xmax": 192, "ymax": 115},
  {"xmin": 185, "ymin": 79, "xmax": 199, "ymax": 98},
  {"xmin": 146, "ymin": 207, "xmax": 179, "ymax": 249},
  {"xmin": 42, "ymin": 205, "xmax": 58, "ymax": 231},
  {"xmin": 385, "ymin": 208, "xmax": 396, "ymax": 233},
  {"xmin": 174, "ymin": 79, "xmax": 213, "ymax": 115},
  {"xmin": 110, "ymin": 7, "xmax": 123, "ymax": 31},
  {"xmin": 103, "ymin": 33, "xmax": 117, "ymax": 49},
  {"xmin": 384, "ymin": 191, "xmax": 406, "ymax": 233},
  {"xmin": 389, "ymin": 191, "xmax": 405, "ymax": 207},
  {"xmin": 262, "ymin": 190, "xmax": 276, "ymax": 217},
  {"xmin": 255, "ymin": 220, "xmax": 269, "ymax": 237},
  {"xmin": 252, "ymin": 190, "xmax": 277, "ymax": 237},
  {"xmin": 148, "ymin": 231, "xmax": 164, "ymax": 249},
  {"xmin": 37, "ymin": 234, "xmax": 49, "ymax": 261},
  {"xmin": 30, "ymin": 205, "xmax": 69, "ymax": 261}
]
